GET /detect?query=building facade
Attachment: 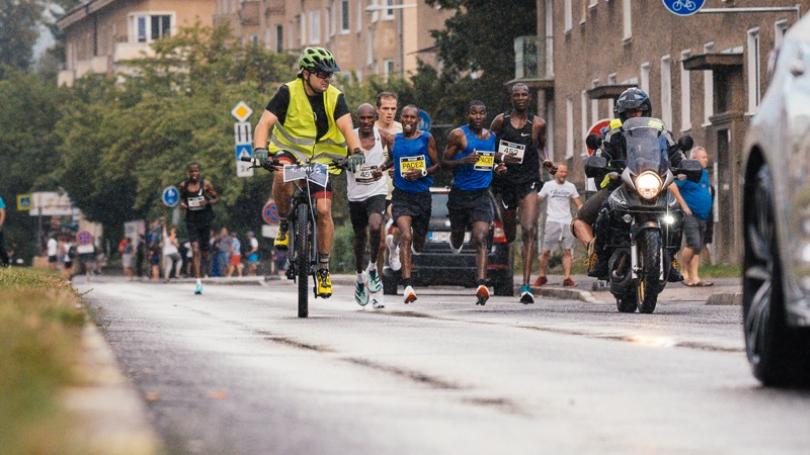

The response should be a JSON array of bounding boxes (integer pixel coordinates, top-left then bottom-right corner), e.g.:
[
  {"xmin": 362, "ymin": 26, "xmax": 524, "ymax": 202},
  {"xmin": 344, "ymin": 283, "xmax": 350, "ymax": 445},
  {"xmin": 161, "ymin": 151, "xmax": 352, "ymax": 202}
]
[
  {"xmin": 57, "ymin": 0, "xmax": 216, "ymax": 86},
  {"xmin": 515, "ymin": 0, "xmax": 809, "ymax": 263}
]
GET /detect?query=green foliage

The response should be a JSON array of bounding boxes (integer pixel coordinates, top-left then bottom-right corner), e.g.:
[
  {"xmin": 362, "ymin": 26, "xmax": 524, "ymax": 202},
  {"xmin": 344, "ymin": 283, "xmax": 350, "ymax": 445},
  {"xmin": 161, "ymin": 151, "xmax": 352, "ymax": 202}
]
[{"xmin": 0, "ymin": 0, "xmax": 45, "ymax": 70}]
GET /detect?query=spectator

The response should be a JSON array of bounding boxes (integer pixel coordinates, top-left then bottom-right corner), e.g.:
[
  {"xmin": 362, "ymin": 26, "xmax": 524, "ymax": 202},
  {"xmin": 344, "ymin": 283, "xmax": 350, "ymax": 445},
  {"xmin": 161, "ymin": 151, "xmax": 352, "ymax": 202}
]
[
  {"xmin": 216, "ymin": 227, "xmax": 230, "ymax": 277},
  {"xmin": 119, "ymin": 237, "xmax": 135, "ymax": 280},
  {"xmin": 47, "ymin": 235, "xmax": 58, "ymax": 270},
  {"xmin": 227, "ymin": 232, "xmax": 243, "ymax": 277},
  {"xmin": 179, "ymin": 240, "xmax": 191, "ymax": 277},
  {"xmin": 534, "ymin": 164, "xmax": 583, "ymax": 287},
  {"xmin": 162, "ymin": 224, "xmax": 182, "ymax": 281},
  {"xmin": 78, "ymin": 240, "xmax": 97, "ymax": 282},
  {"xmin": 62, "ymin": 236, "xmax": 75, "ymax": 280},
  {"xmin": 149, "ymin": 241, "xmax": 162, "ymax": 281},
  {"xmin": 673, "ymin": 146, "xmax": 714, "ymax": 287},
  {"xmin": 136, "ymin": 234, "xmax": 146, "ymax": 279},
  {"xmin": 0, "ymin": 194, "xmax": 8, "ymax": 267},
  {"xmin": 245, "ymin": 231, "xmax": 260, "ymax": 276}
]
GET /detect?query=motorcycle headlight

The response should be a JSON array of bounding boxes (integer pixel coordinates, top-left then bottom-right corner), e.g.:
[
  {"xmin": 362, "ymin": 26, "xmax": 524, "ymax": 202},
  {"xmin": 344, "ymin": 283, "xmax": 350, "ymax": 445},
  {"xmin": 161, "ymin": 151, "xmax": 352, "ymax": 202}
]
[{"xmin": 635, "ymin": 171, "xmax": 663, "ymax": 201}]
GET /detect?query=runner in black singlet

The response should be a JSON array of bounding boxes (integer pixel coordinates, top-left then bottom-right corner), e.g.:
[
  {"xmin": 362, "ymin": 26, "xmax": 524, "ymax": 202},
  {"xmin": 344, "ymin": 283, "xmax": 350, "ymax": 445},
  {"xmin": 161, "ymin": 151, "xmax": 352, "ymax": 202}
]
[{"xmin": 179, "ymin": 163, "xmax": 220, "ymax": 295}]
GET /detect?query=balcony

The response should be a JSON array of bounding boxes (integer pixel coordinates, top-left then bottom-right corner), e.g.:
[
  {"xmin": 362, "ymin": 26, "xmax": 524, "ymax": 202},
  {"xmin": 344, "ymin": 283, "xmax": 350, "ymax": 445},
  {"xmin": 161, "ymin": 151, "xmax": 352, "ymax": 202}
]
[
  {"xmin": 113, "ymin": 42, "xmax": 154, "ymax": 63},
  {"xmin": 509, "ymin": 35, "xmax": 553, "ymax": 88}
]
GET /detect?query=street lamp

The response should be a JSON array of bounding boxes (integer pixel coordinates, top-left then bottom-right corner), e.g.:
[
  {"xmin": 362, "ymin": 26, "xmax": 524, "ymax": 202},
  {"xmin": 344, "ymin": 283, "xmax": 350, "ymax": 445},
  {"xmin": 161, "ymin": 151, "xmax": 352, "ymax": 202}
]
[{"xmin": 365, "ymin": 2, "xmax": 417, "ymax": 78}]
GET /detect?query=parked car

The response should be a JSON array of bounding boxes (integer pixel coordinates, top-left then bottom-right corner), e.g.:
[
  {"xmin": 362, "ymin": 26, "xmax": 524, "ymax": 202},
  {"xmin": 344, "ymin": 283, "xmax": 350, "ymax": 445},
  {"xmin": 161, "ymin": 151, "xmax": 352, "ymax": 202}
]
[
  {"xmin": 382, "ymin": 187, "xmax": 514, "ymax": 296},
  {"xmin": 741, "ymin": 14, "xmax": 810, "ymax": 386}
]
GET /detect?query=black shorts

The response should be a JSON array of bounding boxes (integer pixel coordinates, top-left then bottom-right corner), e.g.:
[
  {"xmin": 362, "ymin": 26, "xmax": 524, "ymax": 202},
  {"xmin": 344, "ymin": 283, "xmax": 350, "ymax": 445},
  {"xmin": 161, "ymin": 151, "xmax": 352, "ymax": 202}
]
[
  {"xmin": 349, "ymin": 195, "xmax": 387, "ymax": 231},
  {"xmin": 186, "ymin": 221, "xmax": 211, "ymax": 251},
  {"xmin": 493, "ymin": 179, "xmax": 541, "ymax": 211},
  {"xmin": 448, "ymin": 188, "xmax": 494, "ymax": 229},
  {"xmin": 392, "ymin": 189, "xmax": 432, "ymax": 239},
  {"xmin": 683, "ymin": 214, "xmax": 708, "ymax": 253},
  {"xmin": 575, "ymin": 187, "xmax": 612, "ymax": 227},
  {"xmin": 48, "ymin": 255, "xmax": 57, "ymax": 263}
]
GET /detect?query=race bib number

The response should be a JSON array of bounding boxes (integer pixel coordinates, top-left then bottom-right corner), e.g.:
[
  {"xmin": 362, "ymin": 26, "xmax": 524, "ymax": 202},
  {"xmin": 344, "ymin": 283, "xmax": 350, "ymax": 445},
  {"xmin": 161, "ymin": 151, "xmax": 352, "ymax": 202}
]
[
  {"xmin": 355, "ymin": 165, "xmax": 380, "ymax": 184},
  {"xmin": 399, "ymin": 156, "xmax": 426, "ymax": 177},
  {"xmin": 187, "ymin": 196, "xmax": 205, "ymax": 210},
  {"xmin": 474, "ymin": 150, "xmax": 495, "ymax": 172},
  {"xmin": 498, "ymin": 140, "xmax": 526, "ymax": 164}
]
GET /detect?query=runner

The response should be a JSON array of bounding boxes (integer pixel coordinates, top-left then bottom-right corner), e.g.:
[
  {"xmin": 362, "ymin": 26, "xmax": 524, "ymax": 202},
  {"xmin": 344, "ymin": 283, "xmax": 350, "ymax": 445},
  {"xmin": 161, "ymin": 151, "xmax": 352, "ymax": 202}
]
[
  {"xmin": 179, "ymin": 162, "xmax": 220, "ymax": 294},
  {"xmin": 442, "ymin": 100, "xmax": 498, "ymax": 305},
  {"xmin": 348, "ymin": 103, "xmax": 393, "ymax": 309},
  {"xmin": 490, "ymin": 83, "xmax": 555, "ymax": 304},
  {"xmin": 253, "ymin": 47, "xmax": 364, "ymax": 298},
  {"xmin": 385, "ymin": 105, "xmax": 440, "ymax": 304},
  {"xmin": 375, "ymin": 91, "xmax": 404, "ymax": 274}
]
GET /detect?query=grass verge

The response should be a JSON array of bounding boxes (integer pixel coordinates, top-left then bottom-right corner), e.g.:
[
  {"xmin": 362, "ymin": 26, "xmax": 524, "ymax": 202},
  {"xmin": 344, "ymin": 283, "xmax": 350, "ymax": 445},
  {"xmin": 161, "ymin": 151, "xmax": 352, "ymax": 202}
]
[{"xmin": 0, "ymin": 268, "xmax": 86, "ymax": 455}]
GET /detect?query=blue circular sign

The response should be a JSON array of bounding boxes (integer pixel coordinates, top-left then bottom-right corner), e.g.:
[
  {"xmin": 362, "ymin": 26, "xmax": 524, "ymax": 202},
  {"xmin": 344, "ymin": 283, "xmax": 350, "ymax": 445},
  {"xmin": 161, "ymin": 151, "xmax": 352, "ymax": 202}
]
[
  {"xmin": 162, "ymin": 185, "xmax": 180, "ymax": 208},
  {"xmin": 661, "ymin": 0, "xmax": 705, "ymax": 16},
  {"xmin": 262, "ymin": 200, "xmax": 280, "ymax": 224},
  {"xmin": 417, "ymin": 110, "xmax": 432, "ymax": 132}
]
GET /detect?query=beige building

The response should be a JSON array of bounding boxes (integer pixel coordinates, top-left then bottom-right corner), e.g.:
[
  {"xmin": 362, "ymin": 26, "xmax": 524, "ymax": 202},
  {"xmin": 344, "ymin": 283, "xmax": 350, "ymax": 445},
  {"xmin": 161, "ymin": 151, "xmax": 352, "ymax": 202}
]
[
  {"xmin": 57, "ymin": 0, "xmax": 215, "ymax": 86},
  {"xmin": 513, "ymin": 0, "xmax": 809, "ymax": 263},
  {"xmin": 214, "ymin": 0, "xmax": 452, "ymax": 78}
]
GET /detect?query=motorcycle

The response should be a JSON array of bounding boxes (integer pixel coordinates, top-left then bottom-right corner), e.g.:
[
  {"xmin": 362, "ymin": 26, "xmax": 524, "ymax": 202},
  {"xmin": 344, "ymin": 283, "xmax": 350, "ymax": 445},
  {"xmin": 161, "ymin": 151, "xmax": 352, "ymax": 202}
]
[{"xmin": 585, "ymin": 117, "xmax": 703, "ymax": 314}]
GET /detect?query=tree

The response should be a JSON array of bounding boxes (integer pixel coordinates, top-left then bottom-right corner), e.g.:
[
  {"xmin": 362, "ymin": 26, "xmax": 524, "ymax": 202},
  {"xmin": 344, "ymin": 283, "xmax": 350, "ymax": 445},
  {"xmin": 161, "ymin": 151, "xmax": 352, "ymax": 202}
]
[{"xmin": 0, "ymin": 0, "xmax": 45, "ymax": 70}]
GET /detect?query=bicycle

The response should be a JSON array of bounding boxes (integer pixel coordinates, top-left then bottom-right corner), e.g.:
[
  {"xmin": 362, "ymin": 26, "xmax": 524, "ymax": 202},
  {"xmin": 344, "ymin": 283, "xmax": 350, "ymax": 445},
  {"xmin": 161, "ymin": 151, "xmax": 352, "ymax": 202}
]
[{"xmin": 243, "ymin": 154, "xmax": 347, "ymax": 318}]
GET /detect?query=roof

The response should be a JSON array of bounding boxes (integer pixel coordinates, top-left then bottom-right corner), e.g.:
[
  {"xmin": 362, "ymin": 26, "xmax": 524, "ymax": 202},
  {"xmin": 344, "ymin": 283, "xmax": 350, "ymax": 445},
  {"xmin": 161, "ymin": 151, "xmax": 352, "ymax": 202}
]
[
  {"xmin": 682, "ymin": 52, "xmax": 743, "ymax": 71},
  {"xmin": 57, "ymin": 0, "xmax": 119, "ymax": 31},
  {"xmin": 587, "ymin": 83, "xmax": 637, "ymax": 100}
]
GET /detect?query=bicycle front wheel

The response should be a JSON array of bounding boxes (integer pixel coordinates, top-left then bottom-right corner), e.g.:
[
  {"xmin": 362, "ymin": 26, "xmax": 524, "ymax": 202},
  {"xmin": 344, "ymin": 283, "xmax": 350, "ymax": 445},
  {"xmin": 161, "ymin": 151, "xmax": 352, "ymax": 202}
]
[{"xmin": 294, "ymin": 203, "xmax": 310, "ymax": 318}]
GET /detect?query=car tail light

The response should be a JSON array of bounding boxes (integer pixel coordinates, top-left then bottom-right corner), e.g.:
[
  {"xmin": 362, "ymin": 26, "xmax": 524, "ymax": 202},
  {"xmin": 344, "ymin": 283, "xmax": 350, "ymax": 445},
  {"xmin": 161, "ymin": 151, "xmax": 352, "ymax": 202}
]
[{"xmin": 492, "ymin": 220, "xmax": 507, "ymax": 244}]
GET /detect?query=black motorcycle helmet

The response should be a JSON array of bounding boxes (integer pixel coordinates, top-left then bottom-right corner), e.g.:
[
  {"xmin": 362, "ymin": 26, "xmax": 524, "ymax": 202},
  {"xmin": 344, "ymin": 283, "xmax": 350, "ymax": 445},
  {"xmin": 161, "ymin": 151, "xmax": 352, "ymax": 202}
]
[{"xmin": 615, "ymin": 88, "xmax": 652, "ymax": 121}]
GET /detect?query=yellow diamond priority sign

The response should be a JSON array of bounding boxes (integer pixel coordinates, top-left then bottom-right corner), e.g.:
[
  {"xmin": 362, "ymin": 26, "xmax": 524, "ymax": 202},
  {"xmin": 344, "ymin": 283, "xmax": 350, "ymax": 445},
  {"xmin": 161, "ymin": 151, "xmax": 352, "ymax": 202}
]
[{"xmin": 231, "ymin": 101, "xmax": 253, "ymax": 122}]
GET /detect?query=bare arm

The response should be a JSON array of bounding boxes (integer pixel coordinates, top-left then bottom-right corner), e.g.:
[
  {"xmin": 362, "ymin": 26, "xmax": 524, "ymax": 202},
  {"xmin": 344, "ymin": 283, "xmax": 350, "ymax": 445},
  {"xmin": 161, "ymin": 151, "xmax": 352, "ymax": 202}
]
[
  {"xmin": 426, "ymin": 134, "xmax": 441, "ymax": 176},
  {"xmin": 573, "ymin": 196, "xmax": 583, "ymax": 210},
  {"xmin": 534, "ymin": 115, "xmax": 555, "ymax": 173},
  {"xmin": 0, "ymin": 208, "xmax": 5, "ymax": 228},
  {"xmin": 254, "ymin": 110, "xmax": 279, "ymax": 149},
  {"xmin": 669, "ymin": 183, "xmax": 692, "ymax": 216},
  {"xmin": 178, "ymin": 182, "xmax": 188, "ymax": 210},
  {"xmin": 204, "ymin": 182, "xmax": 220, "ymax": 206},
  {"xmin": 336, "ymin": 114, "xmax": 361, "ymax": 153},
  {"xmin": 441, "ymin": 128, "xmax": 476, "ymax": 170}
]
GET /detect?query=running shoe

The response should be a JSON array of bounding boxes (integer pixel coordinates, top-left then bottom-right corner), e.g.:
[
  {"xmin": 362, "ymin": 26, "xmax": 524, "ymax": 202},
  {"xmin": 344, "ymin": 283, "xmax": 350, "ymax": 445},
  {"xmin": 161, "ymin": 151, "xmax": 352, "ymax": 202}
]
[
  {"xmin": 519, "ymin": 284, "xmax": 534, "ymax": 304},
  {"xmin": 367, "ymin": 269, "xmax": 383, "ymax": 294},
  {"xmin": 194, "ymin": 279, "xmax": 203, "ymax": 295},
  {"xmin": 562, "ymin": 277, "xmax": 577, "ymax": 287},
  {"xmin": 371, "ymin": 297, "xmax": 385, "ymax": 310},
  {"xmin": 475, "ymin": 284, "xmax": 490, "ymax": 306},
  {"xmin": 316, "ymin": 269, "xmax": 332, "ymax": 298},
  {"xmin": 354, "ymin": 280, "xmax": 369, "ymax": 306},
  {"xmin": 386, "ymin": 235, "xmax": 401, "ymax": 271},
  {"xmin": 274, "ymin": 222, "xmax": 289, "ymax": 250},
  {"xmin": 532, "ymin": 275, "xmax": 548, "ymax": 287},
  {"xmin": 403, "ymin": 285, "xmax": 417, "ymax": 304}
]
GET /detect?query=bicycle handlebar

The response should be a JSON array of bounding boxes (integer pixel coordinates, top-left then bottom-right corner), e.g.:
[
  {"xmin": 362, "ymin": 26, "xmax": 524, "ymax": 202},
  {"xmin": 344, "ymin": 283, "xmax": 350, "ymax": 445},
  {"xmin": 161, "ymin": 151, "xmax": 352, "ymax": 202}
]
[{"xmin": 240, "ymin": 155, "xmax": 349, "ymax": 172}]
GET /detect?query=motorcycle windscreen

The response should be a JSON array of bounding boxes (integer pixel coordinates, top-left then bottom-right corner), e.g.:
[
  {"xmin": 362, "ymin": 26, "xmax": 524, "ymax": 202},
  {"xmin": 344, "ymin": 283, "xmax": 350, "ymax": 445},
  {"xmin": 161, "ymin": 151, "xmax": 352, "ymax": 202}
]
[{"xmin": 621, "ymin": 117, "xmax": 670, "ymax": 176}]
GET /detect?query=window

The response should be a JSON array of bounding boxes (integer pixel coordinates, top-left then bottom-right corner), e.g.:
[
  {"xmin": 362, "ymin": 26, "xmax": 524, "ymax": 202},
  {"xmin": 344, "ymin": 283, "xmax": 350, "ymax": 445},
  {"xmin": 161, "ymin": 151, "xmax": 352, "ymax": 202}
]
[
  {"xmin": 327, "ymin": 5, "xmax": 334, "ymax": 38},
  {"xmin": 276, "ymin": 25, "xmax": 284, "ymax": 52},
  {"xmin": 775, "ymin": 20, "xmax": 788, "ymax": 48},
  {"xmin": 622, "ymin": 0, "xmax": 631, "ymax": 41},
  {"xmin": 704, "ymin": 42, "xmax": 714, "ymax": 124},
  {"xmin": 661, "ymin": 55, "xmax": 672, "ymax": 128},
  {"xmin": 371, "ymin": 0, "xmax": 379, "ymax": 22},
  {"xmin": 564, "ymin": 0, "xmax": 573, "ymax": 32},
  {"xmin": 130, "ymin": 13, "xmax": 172, "ymax": 43},
  {"xmin": 384, "ymin": 59, "xmax": 395, "ymax": 78},
  {"xmin": 384, "ymin": 0, "xmax": 394, "ymax": 19},
  {"xmin": 607, "ymin": 73, "xmax": 617, "ymax": 116},
  {"xmin": 309, "ymin": 10, "xmax": 320, "ymax": 44},
  {"xmin": 356, "ymin": 0, "xmax": 363, "ymax": 32},
  {"xmin": 367, "ymin": 29, "xmax": 374, "ymax": 65},
  {"xmin": 581, "ymin": 90, "xmax": 588, "ymax": 146},
  {"xmin": 680, "ymin": 50, "xmax": 691, "ymax": 131},
  {"xmin": 566, "ymin": 98, "xmax": 574, "ymax": 159},
  {"xmin": 747, "ymin": 28, "xmax": 761, "ymax": 113},
  {"xmin": 590, "ymin": 79, "xmax": 600, "ymax": 124},
  {"xmin": 341, "ymin": 0, "xmax": 350, "ymax": 32},
  {"xmin": 299, "ymin": 15, "xmax": 305, "ymax": 47},
  {"xmin": 640, "ymin": 62, "xmax": 650, "ymax": 94}
]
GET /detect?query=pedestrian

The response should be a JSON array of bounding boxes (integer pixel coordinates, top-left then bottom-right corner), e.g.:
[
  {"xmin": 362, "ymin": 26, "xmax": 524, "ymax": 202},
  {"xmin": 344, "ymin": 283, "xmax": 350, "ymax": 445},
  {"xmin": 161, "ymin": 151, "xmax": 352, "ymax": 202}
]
[
  {"xmin": 672, "ymin": 146, "xmax": 714, "ymax": 287},
  {"xmin": 149, "ymin": 241, "xmax": 162, "ymax": 281},
  {"xmin": 216, "ymin": 227, "xmax": 230, "ymax": 277},
  {"xmin": 119, "ymin": 237, "xmax": 135, "ymax": 280},
  {"xmin": 136, "ymin": 234, "xmax": 146, "ymax": 279},
  {"xmin": 62, "ymin": 236, "xmax": 75, "ymax": 280},
  {"xmin": 47, "ymin": 235, "xmax": 59, "ymax": 270},
  {"xmin": 78, "ymin": 239, "xmax": 97, "ymax": 282},
  {"xmin": 162, "ymin": 224, "xmax": 182, "ymax": 281},
  {"xmin": 227, "ymin": 232, "xmax": 243, "ymax": 277},
  {"xmin": 0, "ymin": 194, "xmax": 8, "ymax": 267},
  {"xmin": 535, "ymin": 164, "xmax": 583, "ymax": 288},
  {"xmin": 245, "ymin": 231, "xmax": 260, "ymax": 276}
]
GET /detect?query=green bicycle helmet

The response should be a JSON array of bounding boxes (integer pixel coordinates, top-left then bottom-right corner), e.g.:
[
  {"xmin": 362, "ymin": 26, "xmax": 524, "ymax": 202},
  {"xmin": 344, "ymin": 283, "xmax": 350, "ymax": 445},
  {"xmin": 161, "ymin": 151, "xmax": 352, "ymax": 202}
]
[{"xmin": 298, "ymin": 47, "xmax": 341, "ymax": 73}]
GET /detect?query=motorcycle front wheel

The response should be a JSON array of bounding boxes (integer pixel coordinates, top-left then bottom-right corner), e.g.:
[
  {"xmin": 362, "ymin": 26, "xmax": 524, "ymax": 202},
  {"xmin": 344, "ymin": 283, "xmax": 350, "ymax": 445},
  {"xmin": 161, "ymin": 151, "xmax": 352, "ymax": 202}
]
[{"xmin": 637, "ymin": 229, "xmax": 662, "ymax": 314}]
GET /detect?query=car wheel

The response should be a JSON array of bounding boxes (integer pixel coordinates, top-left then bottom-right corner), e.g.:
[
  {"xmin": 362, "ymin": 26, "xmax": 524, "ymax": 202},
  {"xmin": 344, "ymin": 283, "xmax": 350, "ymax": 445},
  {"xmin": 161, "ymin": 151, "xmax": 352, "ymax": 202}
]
[
  {"xmin": 382, "ymin": 269, "xmax": 398, "ymax": 296},
  {"xmin": 743, "ymin": 165, "xmax": 810, "ymax": 386}
]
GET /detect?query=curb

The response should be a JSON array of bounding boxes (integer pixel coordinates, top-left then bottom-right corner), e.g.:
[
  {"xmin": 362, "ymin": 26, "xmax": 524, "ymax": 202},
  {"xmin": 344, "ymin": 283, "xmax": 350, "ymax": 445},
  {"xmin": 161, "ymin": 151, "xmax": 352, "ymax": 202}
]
[
  {"xmin": 63, "ymin": 322, "xmax": 163, "ymax": 455},
  {"xmin": 706, "ymin": 292, "xmax": 742, "ymax": 306},
  {"xmin": 533, "ymin": 286, "xmax": 603, "ymax": 304}
]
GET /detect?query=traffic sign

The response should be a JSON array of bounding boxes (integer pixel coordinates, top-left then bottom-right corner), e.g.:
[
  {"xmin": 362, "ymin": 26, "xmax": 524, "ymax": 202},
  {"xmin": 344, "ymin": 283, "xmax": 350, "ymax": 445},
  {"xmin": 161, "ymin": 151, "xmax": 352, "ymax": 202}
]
[
  {"xmin": 262, "ymin": 200, "xmax": 280, "ymax": 225},
  {"xmin": 77, "ymin": 231, "xmax": 93, "ymax": 246},
  {"xmin": 661, "ymin": 0, "xmax": 705, "ymax": 16},
  {"xmin": 231, "ymin": 101, "xmax": 254, "ymax": 122},
  {"xmin": 418, "ymin": 110, "xmax": 432, "ymax": 132},
  {"xmin": 16, "ymin": 193, "xmax": 31, "ymax": 211},
  {"xmin": 235, "ymin": 144, "xmax": 254, "ymax": 177},
  {"xmin": 161, "ymin": 185, "xmax": 180, "ymax": 207},
  {"xmin": 585, "ymin": 118, "xmax": 612, "ymax": 157},
  {"xmin": 234, "ymin": 122, "xmax": 253, "ymax": 145}
]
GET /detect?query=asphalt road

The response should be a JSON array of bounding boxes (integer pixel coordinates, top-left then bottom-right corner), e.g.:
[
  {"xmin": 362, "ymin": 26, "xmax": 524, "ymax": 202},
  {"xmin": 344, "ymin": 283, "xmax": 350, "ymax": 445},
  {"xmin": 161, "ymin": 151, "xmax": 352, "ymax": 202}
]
[{"xmin": 77, "ymin": 277, "xmax": 810, "ymax": 455}]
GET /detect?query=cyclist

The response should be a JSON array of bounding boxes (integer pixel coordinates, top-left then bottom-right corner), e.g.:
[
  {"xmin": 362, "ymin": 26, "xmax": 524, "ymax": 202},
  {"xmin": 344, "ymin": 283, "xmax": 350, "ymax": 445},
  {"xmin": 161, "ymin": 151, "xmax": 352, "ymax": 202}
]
[
  {"xmin": 348, "ymin": 103, "xmax": 392, "ymax": 309},
  {"xmin": 441, "ymin": 100, "xmax": 498, "ymax": 306},
  {"xmin": 384, "ymin": 105, "xmax": 440, "ymax": 304},
  {"xmin": 179, "ymin": 163, "xmax": 220, "ymax": 295},
  {"xmin": 253, "ymin": 47, "xmax": 364, "ymax": 298},
  {"xmin": 490, "ymin": 83, "xmax": 555, "ymax": 304}
]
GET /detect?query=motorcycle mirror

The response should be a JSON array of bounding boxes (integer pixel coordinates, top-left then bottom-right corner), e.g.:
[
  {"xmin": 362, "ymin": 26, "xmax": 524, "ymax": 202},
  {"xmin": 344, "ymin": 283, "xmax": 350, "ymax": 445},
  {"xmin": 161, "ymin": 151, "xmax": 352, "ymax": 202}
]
[
  {"xmin": 677, "ymin": 159, "xmax": 703, "ymax": 182},
  {"xmin": 677, "ymin": 135, "xmax": 694, "ymax": 152},
  {"xmin": 584, "ymin": 155, "xmax": 608, "ymax": 178},
  {"xmin": 586, "ymin": 134, "xmax": 603, "ymax": 150}
]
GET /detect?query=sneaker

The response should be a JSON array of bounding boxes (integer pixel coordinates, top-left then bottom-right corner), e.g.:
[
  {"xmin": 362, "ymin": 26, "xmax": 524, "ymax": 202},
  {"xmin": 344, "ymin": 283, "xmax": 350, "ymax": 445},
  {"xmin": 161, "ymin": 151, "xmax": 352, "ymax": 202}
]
[
  {"xmin": 562, "ymin": 277, "xmax": 577, "ymax": 287},
  {"xmin": 386, "ymin": 235, "xmax": 401, "ymax": 271},
  {"xmin": 403, "ymin": 285, "xmax": 417, "ymax": 304},
  {"xmin": 354, "ymin": 280, "xmax": 369, "ymax": 306},
  {"xmin": 274, "ymin": 222, "xmax": 289, "ymax": 250},
  {"xmin": 475, "ymin": 284, "xmax": 490, "ymax": 306},
  {"xmin": 316, "ymin": 269, "xmax": 332, "ymax": 298},
  {"xmin": 194, "ymin": 279, "xmax": 203, "ymax": 295},
  {"xmin": 372, "ymin": 297, "xmax": 385, "ymax": 309},
  {"xmin": 532, "ymin": 275, "xmax": 548, "ymax": 287},
  {"xmin": 519, "ymin": 284, "xmax": 535, "ymax": 304},
  {"xmin": 367, "ymin": 269, "xmax": 383, "ymax": 294}
]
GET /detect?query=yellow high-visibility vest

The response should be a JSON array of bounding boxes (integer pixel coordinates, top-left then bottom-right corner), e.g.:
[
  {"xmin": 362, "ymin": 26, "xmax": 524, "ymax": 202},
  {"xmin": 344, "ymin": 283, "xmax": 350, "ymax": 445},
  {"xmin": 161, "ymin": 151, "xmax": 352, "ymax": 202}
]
[{"xmin": 269, "ymin": 78, "xmax": 348, "ymax": 169}]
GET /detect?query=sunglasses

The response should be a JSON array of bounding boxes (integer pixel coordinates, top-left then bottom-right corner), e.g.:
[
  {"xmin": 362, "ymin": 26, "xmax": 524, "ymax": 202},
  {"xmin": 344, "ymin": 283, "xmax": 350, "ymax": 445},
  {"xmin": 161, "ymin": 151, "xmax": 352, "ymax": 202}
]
[{"xmin": 313, "ymin": 71, "xmax": 334, "ymax": 80}]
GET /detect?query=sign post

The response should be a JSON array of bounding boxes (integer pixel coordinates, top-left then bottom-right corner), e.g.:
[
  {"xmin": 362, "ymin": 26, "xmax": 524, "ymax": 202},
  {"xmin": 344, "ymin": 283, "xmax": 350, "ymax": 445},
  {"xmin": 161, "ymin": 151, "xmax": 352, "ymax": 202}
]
[{"xmin": 231, "ymin": 101, "xmax": 254, "ymax": 178}]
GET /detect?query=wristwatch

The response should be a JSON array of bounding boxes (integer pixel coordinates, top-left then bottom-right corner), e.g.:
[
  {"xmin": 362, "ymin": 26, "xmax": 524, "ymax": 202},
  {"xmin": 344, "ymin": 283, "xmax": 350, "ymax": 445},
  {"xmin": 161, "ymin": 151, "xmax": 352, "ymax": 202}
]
[{"xmin": 420, "ymin": 169, "xmax": 428, "ymax": 177}]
